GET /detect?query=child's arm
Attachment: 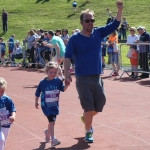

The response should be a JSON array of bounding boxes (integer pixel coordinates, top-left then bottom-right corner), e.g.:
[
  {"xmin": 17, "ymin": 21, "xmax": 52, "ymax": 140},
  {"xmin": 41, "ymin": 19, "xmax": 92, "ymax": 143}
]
[
  {"xmin": 35, "ymin": 96, "xmax": 40, "ymax": 109},
  {"xmin": 9, "ymin": 111, "xmax": 16, "ymax": 123}
]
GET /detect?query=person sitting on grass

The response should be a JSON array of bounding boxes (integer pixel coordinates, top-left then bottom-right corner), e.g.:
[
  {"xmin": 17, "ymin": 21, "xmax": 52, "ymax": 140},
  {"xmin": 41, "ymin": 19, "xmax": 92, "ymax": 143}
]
[{"xmin": 11, "ymin": 40, "xmax": 23, "ymax": 67}]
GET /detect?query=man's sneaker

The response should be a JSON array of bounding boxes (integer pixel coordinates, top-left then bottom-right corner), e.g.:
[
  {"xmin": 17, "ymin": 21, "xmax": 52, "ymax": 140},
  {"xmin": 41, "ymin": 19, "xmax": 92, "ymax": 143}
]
[
  {"xmin": 81, "ymin": 115, "xmax": 84, "ymax": 123},
  {"xmin": 80, "ymin": 115, "xmax": 94, "ymax": 134},
  {"xmin": 44, "ymin": 129, "xmax": 50, "ymax": 143},
  {"xmin": 84, "ymin": 132, "xmax": 94, "ymax": 143},
  {"xmin": 51, "ymin": 138, "xmax": 60, "ymax": 147}
]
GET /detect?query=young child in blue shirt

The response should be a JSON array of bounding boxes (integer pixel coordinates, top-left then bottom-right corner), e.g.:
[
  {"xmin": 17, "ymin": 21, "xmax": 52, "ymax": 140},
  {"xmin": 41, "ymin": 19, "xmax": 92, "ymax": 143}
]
[
  {"xmin": 0, "ymin": 37, "xmax": 6, "ymax": 63},
  {"xmin": 0, "ymin": 77, "xmax": 16, "ymax": 150},
  {"xmin": 35, "ymin": 62, "xmax": 68, "ymax": 147}
]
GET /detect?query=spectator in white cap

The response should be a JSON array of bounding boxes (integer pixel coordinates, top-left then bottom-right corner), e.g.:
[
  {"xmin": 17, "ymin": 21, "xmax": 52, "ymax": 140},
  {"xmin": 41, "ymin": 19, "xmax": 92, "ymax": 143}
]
[{"xmin": 135, "ymin": 26, "xmax": 150, "ymax": 78}]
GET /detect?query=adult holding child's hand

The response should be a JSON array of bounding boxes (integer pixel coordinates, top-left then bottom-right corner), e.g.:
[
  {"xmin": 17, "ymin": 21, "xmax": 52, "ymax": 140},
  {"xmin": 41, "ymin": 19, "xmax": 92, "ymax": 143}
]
[{"xmin": 64, "ymin": 0, "xmax": 123, "ymax": 143}]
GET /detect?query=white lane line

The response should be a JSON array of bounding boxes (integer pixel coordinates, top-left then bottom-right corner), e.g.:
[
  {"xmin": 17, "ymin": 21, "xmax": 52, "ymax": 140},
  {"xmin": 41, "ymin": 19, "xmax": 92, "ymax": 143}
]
[{"xmin": 14, "ymin": 122, "xmax": 44, "ymax": 141}]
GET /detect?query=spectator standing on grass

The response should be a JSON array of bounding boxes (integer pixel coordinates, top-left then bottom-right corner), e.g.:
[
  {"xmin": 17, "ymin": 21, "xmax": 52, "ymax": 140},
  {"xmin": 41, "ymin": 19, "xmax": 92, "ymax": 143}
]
[
  {"xmin": 2, "ymin": 9, "xmax": 8, "ymax": 33},
  {"xmin": 72, "ymin": 0, "xmax": 77, "ymax": 12},
  {"xmin": 0, "ymin": 77, "xmax": 16, "ymax": 150},
  {"xmin": 120, "ymin": 17, "xmax": 128, "ymax": 39},
  {"xmin": 126, "ymin": 27, "xmax": 138, "ymax": 77},
  {"xmin": 35, "ymin": 62, "xmax": 68, "ymax": 147},
  {"xmin": 135, "ymin": 26, "xmax": 150, "ymax": 78},
  {"xmin": 64, "ymin": 1, "xmax": 123, "ymax": 143}
]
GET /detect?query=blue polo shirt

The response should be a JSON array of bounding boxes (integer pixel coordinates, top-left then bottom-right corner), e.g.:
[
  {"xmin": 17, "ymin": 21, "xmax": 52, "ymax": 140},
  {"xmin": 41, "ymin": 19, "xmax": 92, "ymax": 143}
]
[
  {"xmin": 35, "ymin": 78, "xmax": 64, "ymax": 116},
  {"xmin": 0, "ymin": 94, "xmax": 16, "ymax": 128},
  {"xmin": 65, "ymin": 19, "xmax": 120, "ymax": 76}
]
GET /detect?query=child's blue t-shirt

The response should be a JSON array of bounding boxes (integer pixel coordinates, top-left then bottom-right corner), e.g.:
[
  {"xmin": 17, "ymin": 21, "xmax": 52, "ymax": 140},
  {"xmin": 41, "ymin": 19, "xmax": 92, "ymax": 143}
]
[
  {"xmin": 0, "ymin": 94, "xmax": 16, "ymax": 128},
  {"xmin": 35, "ymin": 78, "xmax": 64, "ymax": 116},
  {"xmin": 8, "ymin": 37, "xmax": 15, "ymax": 49}
]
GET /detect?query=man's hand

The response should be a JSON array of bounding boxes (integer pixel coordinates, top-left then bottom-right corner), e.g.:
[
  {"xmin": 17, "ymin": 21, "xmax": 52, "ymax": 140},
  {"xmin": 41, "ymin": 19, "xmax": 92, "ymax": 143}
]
[
  {"xmin": 65, "ymin": 74, "xmax": 72, "ymax": 86},
  {"xmin": 116, "ymin": 0, "xmax": 123, "ymax": 10}
]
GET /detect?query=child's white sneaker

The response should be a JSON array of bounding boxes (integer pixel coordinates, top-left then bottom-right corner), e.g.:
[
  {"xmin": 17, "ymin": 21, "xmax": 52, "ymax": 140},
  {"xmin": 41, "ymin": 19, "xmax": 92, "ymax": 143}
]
[
  {"xmin": 51, "ymin": 138, "xmax": 60, "ymax": 147},
  {"xmin": 44, "ymin": 129, "xmax": 50, "ymax": 143}
]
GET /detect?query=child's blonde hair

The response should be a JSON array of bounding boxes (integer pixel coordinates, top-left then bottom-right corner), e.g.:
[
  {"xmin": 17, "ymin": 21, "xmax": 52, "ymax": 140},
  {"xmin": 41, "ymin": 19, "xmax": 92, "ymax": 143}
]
[
  {"xmin": 44, "ymin": 62, "xmax": 59, "ymax": 73},
  {"xmin": 0, "ymin": 77, "xmax": 7, "ymax": 89}
]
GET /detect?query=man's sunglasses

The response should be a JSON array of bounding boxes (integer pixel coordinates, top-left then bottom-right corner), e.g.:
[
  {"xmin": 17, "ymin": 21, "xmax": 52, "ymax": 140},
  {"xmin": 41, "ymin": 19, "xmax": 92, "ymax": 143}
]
[{"xmin": 84, "ymin": 19, "xmax": 95, "ymax": 23}]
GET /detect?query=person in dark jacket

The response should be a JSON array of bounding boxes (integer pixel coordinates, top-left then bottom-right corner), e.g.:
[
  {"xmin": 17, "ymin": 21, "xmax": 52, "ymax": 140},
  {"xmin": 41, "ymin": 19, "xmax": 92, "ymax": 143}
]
[{"xmin": 2, "ymin": 9, "xmax": 8, "ymax": 32}]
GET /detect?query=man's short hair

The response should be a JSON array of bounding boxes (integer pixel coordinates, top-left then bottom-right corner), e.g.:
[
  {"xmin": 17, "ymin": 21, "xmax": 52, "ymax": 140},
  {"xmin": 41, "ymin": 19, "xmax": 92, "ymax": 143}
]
[
  {"xmin": 48, "ymin": 30, "xmax": 55, "ymax": 36},
  {"xmin": 80, "ymin": 9, "xmax": 94, "ymax": 22},
  {"xmin": 137, "ymin": 26, "xmax": 144, "ymax": 30}
]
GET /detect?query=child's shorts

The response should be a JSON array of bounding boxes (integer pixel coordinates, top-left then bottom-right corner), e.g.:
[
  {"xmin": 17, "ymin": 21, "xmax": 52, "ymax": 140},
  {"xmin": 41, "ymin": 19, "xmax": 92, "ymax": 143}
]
[
  {"xmin": 1, "ymin": 51, "xmax": 5, "ymax": 57},
  {"xmin": 47, "ymin": 115, "xmax": 57, "ymax": 122},
  {"xmin": 9, "ymin": 50, "xmax": 13, "ymax": 54},
  {"xmin": 111, "ymin": 52, "xmax": 119, "ymax": 63}
]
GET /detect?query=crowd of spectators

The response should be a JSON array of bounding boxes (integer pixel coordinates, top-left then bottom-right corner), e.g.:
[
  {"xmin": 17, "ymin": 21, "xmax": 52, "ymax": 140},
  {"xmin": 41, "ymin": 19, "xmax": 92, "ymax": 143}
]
[{"xmin": 0, "ymin": 20, "xmax": 150, "ymax": 79}]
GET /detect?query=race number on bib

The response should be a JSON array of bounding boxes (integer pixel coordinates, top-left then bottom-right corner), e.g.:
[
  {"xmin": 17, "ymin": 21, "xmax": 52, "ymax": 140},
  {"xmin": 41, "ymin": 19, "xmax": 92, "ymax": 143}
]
[
  {"xmin": 0, "ymin": 107, "xmax": 11, "ymax": 126},
  {"xmin": 45, "ymin": 90, "xmax": 59, "ymax": 107}
]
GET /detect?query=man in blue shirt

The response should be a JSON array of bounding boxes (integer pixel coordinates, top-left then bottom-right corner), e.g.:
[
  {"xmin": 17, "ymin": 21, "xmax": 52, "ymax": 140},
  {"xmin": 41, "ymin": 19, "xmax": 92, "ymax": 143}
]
[{"xmin": 64, "ymin": 1, "xmax": 123, "ymax": 143}]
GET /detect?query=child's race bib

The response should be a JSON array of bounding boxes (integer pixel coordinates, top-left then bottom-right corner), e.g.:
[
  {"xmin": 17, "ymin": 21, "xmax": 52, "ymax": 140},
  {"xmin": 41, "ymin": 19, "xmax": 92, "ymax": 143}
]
[
  {"xmin": 0, "ymin": 107, "xmax": 11, "ymax": 126},
  {"xmin": 45, "ymin": 90, "xmax": 59, "ymax": 107}
]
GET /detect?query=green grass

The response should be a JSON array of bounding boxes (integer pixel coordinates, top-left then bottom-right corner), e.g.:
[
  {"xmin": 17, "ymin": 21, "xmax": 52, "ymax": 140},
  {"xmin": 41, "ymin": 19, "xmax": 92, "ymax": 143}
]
[
  {"xmin": 0, "ymin": 0, "xmax": 150, "ymax": 41},
  {"xmin": 0, "ymin": 0, "xmax": 149, "ymax": 66}
]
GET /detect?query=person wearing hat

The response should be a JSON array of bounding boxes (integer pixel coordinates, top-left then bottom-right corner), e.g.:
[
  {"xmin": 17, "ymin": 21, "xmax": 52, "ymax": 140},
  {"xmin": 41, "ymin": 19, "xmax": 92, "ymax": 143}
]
[
  {"xmin": 135, "ymin": 26, "xmax": 150, "ymax": 78},
  {"xmin": 11, "ymin": 40, "xmax": 23, "ymax": 67}
]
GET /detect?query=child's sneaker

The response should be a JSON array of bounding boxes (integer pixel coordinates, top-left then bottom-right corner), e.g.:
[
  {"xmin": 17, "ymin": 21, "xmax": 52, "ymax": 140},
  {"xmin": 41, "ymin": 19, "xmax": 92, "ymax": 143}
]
[
  {"xmin": 44, "ymin": 129, "xmax": 50, "ymax": 143},
  {"xmin": 51, "ymin": 138, "xmax": 60, "ymax": 147},
  {"xmin": 84, "ymin": 132, "xmax": 94, "ymax": 143},
  {"xmin": 80, "ymin": 115, "xmax": 94, "ymax": 134}
]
